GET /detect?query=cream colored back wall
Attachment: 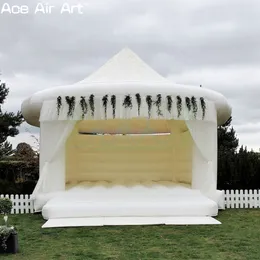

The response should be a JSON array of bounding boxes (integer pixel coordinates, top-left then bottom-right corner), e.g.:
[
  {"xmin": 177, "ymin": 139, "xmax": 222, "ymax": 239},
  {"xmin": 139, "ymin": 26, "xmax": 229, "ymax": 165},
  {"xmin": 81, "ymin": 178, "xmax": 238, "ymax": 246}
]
[{"xmin": 65, "ymin": 120, "xmax": 193, "ymax": 186}]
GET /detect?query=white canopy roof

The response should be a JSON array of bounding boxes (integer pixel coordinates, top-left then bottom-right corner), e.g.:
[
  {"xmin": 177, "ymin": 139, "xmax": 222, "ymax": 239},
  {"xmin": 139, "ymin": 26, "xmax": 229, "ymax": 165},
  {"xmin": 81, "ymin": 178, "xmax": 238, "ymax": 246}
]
[
  {"xmin": 79, "ymin": 47, "xmax": 171, "ymax": 84},
  {"xmin": 21, "ymin": 47, "xmax": 232, "ymax": 126}
]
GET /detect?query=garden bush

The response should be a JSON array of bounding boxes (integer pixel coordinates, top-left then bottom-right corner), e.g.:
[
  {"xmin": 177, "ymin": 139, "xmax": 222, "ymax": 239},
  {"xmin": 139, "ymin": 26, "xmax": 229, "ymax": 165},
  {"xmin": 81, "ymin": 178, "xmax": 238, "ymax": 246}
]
[{"xmin": 0, "ymin": 161, "xmax": 39, "ymax": 194}]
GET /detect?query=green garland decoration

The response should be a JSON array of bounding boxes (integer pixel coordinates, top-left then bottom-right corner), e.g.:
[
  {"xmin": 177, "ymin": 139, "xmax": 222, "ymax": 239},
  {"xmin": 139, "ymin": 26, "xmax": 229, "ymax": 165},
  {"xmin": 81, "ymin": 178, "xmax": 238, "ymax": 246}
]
[
  {"xmin": 123, "ymin": 95, "xmax": 133, "ymax": 109},
  {"xmin": 89, "ymin": 94, "xmax": 95, "ymax": 117},
  {"xmin": 57, "ymin": 96, "xmax": 62, "ymax": 116},
  {"xmin": 191, "ymin": 96, "xmax": 198, "ymax": 118},
  {"xmin": 65, "ymin": 96, "xmax": 75, "ymax": 117},
  {"xmin": 200, "ymin": 97, "xmax": 206, "ymax": 119},
  {"xmin": 185, "ymin": 97, "xmax": 191, "ymax": 112},
  {"xmin": 80, "ymin": 96, "xmax": 88, "ymax": 119},
  {"xmin": 154, "ymin": 94, "xmax": 163, "ymax": 117},
  {"xmin": 102, "ymin": 95, "xmax": 109, "ymax": 119},
  {"xmin": 146, "ymin": 95, "xmax": 153, "ymax": 118},
  {"xmin": 111, "ymin": 95, "xmax": 116, "ymax": 119},
  {"xmin": 135, "ymin": 93, "xmax": 142, "ymax": 116},
  {"xmin": 176, "ymin": 96, "xmax": 182, "ymax": 118},
  {"xmin": 166, "ymin": 95, "xmax": 173, "ymax": 114}
]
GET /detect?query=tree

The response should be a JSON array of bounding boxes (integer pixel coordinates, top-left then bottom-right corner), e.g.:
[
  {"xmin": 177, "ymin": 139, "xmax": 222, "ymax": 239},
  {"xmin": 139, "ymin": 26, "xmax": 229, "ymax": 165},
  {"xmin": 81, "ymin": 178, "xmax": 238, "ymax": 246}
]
[
  {"xmin": 217, "ymin": 116, "xmax": 239, "ymax": 189},
  {"xmin": 235, "ymin": 145, "xmax": 260, "ymax": 189},
  {"xmin": 0, "ymin": 80, "xmax": 24, "ymax": 159},
  {"xmin": 217, "ymin": 116, "xmax": 239, "ymax": 153},
  {"xmin": 15, "ymin": 142, "xmax": 36, "ymax": 160},
  {"xmin": 217, "ymin": 117, "xmax": 260, "ymax": 189}
]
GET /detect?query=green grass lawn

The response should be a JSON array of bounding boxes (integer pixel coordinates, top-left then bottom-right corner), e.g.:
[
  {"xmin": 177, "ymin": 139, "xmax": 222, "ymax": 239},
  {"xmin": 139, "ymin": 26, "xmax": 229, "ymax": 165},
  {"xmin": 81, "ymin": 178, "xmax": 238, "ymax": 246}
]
[{"xmin": 1, "ymin": 209, "xmax": 260, "ymax": 260}]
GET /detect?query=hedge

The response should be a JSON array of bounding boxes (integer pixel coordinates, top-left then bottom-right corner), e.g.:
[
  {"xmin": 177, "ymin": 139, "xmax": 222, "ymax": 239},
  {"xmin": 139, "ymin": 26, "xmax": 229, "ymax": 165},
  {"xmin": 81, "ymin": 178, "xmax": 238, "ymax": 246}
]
[{"xmin": 0, "ymin": 160, "xmax": 39, "ymax": 194}]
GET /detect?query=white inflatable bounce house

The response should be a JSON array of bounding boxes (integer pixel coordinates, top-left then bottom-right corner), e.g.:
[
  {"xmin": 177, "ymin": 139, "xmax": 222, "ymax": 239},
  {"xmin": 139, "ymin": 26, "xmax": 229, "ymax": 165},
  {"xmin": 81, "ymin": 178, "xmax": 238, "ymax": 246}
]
[{"xmin": 21, "ymin": 48, "xmax": 231, "ymax": 228}]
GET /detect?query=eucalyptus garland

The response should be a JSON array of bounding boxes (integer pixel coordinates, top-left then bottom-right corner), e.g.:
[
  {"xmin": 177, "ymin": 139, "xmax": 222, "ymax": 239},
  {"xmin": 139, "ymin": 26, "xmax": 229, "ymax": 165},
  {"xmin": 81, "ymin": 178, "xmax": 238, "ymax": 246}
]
[
  {"xmin": 65, "ymin": 96, "xmax": 76, "ymax": 117},
  {"xmin": 123, "ymin": 95, "xmax": 133, "ymax": 109},
  {"xmin": 57, "ymin": 96, "xmax": 62, "ymax": 116},
  {"xmin": 89, "ymin": 94, "xmax": 95, "ymax": 117},
  {"xmin": 54, "ymin": 94, "xmax": 206, "ymax": 120},
  {"xmin": 135, "ymin": 93, "xmax": 142, "ymax": 116},
  {"xmin": 166, "ymin": 95, "xmax": 173, "ymax": 114},
  {"xmin": 185, "ymin": 97, "xmax": 191, "ymax": 112},
  {"xmin": 154, "ymin": 94, "xmax": 163, "ymax": 116},
  {"xmin": 111, "ymin": 95, "xmax": 116, "ymax": 119},
  {"xmin": 191, "ymin": 96, "xmax": 198, "ymax": 118},
  {"xmin": 102, "ymin": 95, "xmax": 109, "ymax": 119},
  {"xmin": 200, "ymin": 97, "xmax": 206, "ymax": 119},
  {"xmin": 176, "ymin": 96, "xmax": 182, "ymax": 118},
  {"xmin": 146, "ymin": 95, "xmax": 153, "ymax": 118},
  {"xmin": 80, "ymin": 96, "xmax": 88, "ymax": 119}
]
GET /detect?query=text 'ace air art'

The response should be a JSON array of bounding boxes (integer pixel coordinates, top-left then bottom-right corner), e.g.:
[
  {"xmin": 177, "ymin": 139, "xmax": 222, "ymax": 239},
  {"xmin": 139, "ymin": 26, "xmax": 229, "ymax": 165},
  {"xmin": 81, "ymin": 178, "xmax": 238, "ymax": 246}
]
[{"xmin": 0, "ymin": 3, "xmax": 86, "ymax": 15}]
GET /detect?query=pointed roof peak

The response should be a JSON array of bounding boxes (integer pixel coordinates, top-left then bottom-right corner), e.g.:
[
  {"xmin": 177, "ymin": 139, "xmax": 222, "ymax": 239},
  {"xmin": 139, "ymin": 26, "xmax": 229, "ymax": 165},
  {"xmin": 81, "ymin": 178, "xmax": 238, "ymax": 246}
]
[{"xmin": 80, "ymin": 48, "xmax": 170, "ymax": 84}]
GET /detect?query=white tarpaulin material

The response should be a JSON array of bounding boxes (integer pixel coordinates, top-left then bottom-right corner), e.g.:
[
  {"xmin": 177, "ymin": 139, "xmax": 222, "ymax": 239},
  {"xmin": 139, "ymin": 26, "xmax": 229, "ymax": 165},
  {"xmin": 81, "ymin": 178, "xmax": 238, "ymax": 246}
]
[
  {"xmin": 186, "ymin": 120, "xmax": 218, "ymax": 197},
  {"xmin": 32, "ymin": 121, "xmax": 76, "ymax": 198},
  {"xmin": 39, "ymin": 95, "xmax": 215, "ymax": 122},
  {"xmin": 33, "ymin": 98, "xmax": 221, "ymax": 213},
  {"xmin": 42, "ymin": 184, "xmax": 218, "ymax": 220},
  {"xmin": 21, "ymin": 48, "xmax": 231, "ymax": 225}
]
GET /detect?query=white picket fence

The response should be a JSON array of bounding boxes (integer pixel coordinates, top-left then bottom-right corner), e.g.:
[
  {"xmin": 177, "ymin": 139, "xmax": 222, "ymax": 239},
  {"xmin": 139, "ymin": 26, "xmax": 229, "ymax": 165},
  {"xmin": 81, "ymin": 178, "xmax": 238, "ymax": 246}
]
[
  {"xmin": 224, "ymin": 190, "xmax": 260, "ymax": 209},
  {"xmin": 0, "ymin": 190, "xmax": 260, "ymax": 214},
  {"xmin": 0, "ymin": 194, "xmax": 34, "ymax": 214}
]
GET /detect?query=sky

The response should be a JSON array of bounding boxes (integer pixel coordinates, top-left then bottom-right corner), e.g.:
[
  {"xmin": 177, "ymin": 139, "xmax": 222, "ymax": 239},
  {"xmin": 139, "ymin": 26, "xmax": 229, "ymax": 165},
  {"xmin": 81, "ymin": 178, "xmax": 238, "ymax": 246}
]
[{"xmin": 0, "ymin": 0, "xmax": 260, "ymax": 151}]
